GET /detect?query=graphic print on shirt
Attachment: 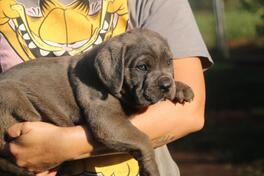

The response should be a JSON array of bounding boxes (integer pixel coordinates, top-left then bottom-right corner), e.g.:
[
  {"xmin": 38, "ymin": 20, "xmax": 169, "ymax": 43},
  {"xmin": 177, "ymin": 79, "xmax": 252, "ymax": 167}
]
[{"xmin": 0, "ymin": 0, "xmax": 128, "ymax": 62}]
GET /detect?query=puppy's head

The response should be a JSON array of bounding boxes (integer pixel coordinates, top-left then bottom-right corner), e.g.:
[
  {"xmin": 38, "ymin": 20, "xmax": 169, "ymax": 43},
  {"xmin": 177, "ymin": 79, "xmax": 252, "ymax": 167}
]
[{"xmin": 95, "ymin": 29, "xmax": 176, "ymax": 107}]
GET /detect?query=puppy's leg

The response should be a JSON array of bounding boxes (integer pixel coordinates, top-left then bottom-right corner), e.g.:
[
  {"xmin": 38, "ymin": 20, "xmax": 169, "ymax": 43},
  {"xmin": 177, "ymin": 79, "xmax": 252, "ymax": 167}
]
[
  {"xmin": 174, "ymin": 81, "xmax": 194, "ymax": 103},
  {"xmin": 72, "ymin": 78, "xmax": 159, "ymax": 175},
  {"xmin": 85, "ymin": 106, "xmax": 159, "ymax": 176},
  {"xmin": 0, "ymin": 81, "xmax": 40, "ymax": 176},
  {"xmin": 0, "ymin": 81, "xmax": 41, "ymax": 145}
]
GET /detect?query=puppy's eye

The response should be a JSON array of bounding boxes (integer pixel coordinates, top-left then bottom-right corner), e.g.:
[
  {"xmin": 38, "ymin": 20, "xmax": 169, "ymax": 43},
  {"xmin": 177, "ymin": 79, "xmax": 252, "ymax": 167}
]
[
  {"xmin": 167, "ymin": 58, "xmax": 173, "ymax": 65},
  {"xmin": 136, "ymin": 64, "xmax": 148, "ymax": 72}
]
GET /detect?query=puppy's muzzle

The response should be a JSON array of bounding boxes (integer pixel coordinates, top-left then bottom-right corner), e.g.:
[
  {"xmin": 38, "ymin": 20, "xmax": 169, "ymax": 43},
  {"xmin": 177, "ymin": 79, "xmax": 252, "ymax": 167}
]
[
  {"xmin": 158, "ymin": 76, "xmax": 172, "ymax": 93},
  {"xmin": 158, "ymin": 75, "xmax": 176, "ymax": 101}
]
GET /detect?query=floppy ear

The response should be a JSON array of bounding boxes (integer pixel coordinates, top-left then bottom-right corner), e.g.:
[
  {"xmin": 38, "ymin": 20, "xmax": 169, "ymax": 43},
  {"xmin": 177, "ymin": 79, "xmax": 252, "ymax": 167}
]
[{"xmin": 94, "ymin": 41, "xmax": 126, "ymax": 97}]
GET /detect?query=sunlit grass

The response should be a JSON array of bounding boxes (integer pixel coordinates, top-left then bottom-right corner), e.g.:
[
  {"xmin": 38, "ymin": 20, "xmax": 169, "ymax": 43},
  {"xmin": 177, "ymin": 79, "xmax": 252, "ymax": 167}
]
[
  {"xmin": 225, "ymin": 9, "xmax": 262, "ymax": 41},
  {"xmin": 193, "ymin": 9, "xmax": 262, "ymax": 49}
]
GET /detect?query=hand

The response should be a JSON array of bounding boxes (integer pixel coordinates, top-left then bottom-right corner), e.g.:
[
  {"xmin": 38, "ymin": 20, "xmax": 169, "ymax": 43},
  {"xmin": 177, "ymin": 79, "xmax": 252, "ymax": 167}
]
[
  {"xmin": 35, "ymin": 170, "xmax": 57, "ymax": 176},
  {"xmin": 6, "ymin": 122, "xmax": 72, "ymax": 173}
]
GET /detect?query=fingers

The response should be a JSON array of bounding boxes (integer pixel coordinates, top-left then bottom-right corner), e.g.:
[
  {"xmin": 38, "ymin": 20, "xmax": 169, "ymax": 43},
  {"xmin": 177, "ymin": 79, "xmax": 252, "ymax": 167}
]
[
  {"xmin": 7, "ymin": 123, "xmax": 23, "ymax": 138},
  {"xmin": 3, "ymin": 122, "xmax": 32, "ymax": 159},
  {"xmin": 7, "ymin": 122, "xmax": 31, "ymax": 139},
  {"xmin": 36, "ymin": 169, "xmax": 57, "ymax": 176}
]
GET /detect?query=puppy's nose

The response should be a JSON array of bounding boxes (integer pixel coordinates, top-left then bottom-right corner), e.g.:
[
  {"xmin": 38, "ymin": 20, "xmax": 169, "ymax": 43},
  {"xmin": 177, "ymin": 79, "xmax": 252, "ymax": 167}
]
[{"xmin": 158, "ymin": 76, "xmax": 172, "ymax": 93}]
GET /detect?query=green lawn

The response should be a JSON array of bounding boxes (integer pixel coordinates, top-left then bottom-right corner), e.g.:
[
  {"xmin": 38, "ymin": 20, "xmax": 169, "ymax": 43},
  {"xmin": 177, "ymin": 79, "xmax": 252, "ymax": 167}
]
[{"xmin": 193, "ymin": 9, "xmax": 263, "ymax": 48}]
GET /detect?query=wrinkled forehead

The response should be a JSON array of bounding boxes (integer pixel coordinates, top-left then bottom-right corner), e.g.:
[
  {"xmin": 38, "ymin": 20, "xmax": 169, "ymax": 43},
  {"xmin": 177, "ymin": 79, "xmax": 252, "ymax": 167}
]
[{"xmin": 122, "ymin": 29, "xmax": 173, "ymax": 58}]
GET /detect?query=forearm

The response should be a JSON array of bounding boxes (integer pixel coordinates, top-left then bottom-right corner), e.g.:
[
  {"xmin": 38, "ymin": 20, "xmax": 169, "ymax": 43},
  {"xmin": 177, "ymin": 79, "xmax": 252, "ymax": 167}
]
[{"xmin": 131, "ymin": 100, "xmax": 204, "ymax": 148}]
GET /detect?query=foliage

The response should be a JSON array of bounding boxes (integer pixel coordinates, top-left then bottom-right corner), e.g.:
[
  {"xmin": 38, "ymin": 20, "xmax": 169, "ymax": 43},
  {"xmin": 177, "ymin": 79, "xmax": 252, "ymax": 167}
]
[
  {"xmin": 240, "ymin": 0, "xmax": 264, "ymax": 12},
  {"xmin": 240, "ymin": 0, "xmax": 264, "ymax": 35},
  {"xmin": 189, "ymin": 0, "xmax": 264, "ymax": 48},
  {"xmin": 224, "ymin": 9, "xmax": 262, "ymax": 41}
]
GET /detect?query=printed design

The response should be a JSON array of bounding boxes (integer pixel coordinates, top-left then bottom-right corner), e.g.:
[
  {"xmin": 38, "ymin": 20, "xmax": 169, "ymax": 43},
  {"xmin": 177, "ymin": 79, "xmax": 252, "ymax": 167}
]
[
  {"xmin": 80, "ymin": 156, "xmax": 140, "ymax": 175},
  {"xmin": 0, "ymin": 0, "xmax": 129, "ymax": 61},
  {"xmin": 61, "ymin": 153, "xmax": 140, "ymax": 175}
]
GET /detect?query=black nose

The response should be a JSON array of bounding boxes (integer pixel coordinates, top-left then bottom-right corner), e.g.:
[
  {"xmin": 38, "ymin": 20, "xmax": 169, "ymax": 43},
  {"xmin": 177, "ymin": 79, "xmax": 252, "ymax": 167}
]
[{"xmin": 159, "ymin": 76, "xmax": 172, "ymax": 93}]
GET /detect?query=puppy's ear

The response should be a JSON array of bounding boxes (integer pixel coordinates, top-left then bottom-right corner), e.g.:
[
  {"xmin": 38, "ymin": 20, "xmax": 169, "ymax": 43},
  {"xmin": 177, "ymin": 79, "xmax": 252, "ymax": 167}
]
[{"xmin": 94, "ymin": 41, "xmax": 126, "ymax": 97}]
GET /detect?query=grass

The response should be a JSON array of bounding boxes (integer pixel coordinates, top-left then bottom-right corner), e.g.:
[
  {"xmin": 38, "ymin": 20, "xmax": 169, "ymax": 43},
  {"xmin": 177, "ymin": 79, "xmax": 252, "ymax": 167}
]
[
  {"xmin": 192, "ymin": 9, "xmax": 263, "ymax": 49},
  {"xmin": 225, "ymin": 10, "xmax": 262, "ymax": 41}
]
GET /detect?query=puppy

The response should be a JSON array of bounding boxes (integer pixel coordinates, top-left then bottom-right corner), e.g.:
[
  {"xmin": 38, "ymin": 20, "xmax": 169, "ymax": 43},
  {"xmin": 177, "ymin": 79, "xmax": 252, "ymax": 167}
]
[{"xmin": 0, "ymin": 29, "xmax": 194, "ymax": 176}]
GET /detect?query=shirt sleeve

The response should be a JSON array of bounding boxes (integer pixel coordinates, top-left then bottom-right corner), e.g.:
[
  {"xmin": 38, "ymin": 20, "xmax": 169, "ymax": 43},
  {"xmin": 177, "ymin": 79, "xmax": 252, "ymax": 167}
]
[{"xmin": 128, "ymin": 0, "xmax": 213, "ymax": 69}]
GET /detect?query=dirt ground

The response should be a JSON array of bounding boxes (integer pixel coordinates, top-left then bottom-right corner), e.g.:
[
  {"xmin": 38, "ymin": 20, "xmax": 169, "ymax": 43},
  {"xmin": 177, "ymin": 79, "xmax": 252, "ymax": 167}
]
[
  {"xmin": 173, "ymin": 152, "xmax": 249, "ymax": 176},
  {"xmin": 171, "ymin": 151, "xmax": 242, "ymax": 176}
]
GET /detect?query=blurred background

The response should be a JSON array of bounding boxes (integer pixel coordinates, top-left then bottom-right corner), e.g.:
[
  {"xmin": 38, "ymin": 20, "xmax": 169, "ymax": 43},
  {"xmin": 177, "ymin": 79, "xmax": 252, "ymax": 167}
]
[{"xmin": 169, "ymin": 0, "xmax": 264, "ymax": 175}]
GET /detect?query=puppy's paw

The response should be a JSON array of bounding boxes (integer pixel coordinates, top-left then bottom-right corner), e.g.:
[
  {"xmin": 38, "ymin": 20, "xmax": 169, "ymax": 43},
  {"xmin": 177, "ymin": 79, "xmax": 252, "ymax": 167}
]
[{"xmin": 175, "ymin": 81, "xmax": 194, "ymax": 104}]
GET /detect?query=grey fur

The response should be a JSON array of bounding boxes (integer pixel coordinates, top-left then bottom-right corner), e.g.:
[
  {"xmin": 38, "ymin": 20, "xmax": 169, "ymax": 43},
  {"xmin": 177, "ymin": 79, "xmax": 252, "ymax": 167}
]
[{"xmin": 0, "ymin": 29, "xmax": 194, "ymax": 176}]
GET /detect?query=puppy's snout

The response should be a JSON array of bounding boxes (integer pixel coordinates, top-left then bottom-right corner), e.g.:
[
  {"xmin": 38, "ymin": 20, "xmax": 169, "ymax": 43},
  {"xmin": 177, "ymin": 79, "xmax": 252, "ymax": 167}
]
[{"xmin": 158, "ymin": 76, "xmax": 172, "ymax": 93}]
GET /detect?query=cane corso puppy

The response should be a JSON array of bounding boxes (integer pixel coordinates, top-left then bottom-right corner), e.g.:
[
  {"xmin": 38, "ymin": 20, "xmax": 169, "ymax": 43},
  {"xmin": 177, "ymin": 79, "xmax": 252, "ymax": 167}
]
[{"xmin": 0, "ymin": 29, "xmax": 194, "ymax": 176}]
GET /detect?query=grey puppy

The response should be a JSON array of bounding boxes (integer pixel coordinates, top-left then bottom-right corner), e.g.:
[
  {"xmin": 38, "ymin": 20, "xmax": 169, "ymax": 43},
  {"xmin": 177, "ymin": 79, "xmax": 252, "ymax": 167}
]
[{"xmin": 0, "ymin": 29, "xmax": 194, "ymax": 176}]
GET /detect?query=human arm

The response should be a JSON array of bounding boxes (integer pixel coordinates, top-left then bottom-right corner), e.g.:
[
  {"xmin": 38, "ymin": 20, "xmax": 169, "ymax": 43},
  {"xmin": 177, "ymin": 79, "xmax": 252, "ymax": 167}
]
[
  {"xmin": 132, "ymin": 57, "xmax": 205, "ymax": 147},
  {"xmin": 6, "ymin": 56, "xmax": 206, "ymax": 172}
]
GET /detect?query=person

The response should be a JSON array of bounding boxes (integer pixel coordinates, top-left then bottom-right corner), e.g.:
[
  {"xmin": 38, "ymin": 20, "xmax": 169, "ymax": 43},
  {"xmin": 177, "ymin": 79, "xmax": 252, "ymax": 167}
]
[{"xmin": 0, "ymin": 0, "xmax": 213, "ymax": 175}]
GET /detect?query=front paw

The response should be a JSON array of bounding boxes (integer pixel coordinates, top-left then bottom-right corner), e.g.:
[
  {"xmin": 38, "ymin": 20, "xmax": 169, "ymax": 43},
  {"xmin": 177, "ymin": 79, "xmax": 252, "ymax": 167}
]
[{"xmin": 175, "ymin": 81, "xmax": 194, "ymax": 104}]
